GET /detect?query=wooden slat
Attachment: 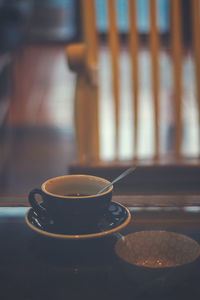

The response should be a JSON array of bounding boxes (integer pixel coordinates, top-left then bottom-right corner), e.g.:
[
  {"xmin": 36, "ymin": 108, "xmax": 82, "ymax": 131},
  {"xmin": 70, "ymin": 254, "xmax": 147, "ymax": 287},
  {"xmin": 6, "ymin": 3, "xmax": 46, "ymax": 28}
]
[
  {"xmin": 74, "ymin": 74, "xmax": 89, "ymax": 163},
  {"xmin": 114, "ymin": 194, "xmax": 200, "ymax": 208},
  {"xmin": 107, "ymin": 0, "xmax": 120, "ymax": 159},
  {"xmin": 87, "ymin": 76, "xmax": 100, "ymax": 163},
  {"xmin": 149, "ymin": 0, "xmax": 160, "ymax": 159},
  {"xmin": 1, "ymin": 194, "xmax": 200, "ymax": 208},
  {"xmin": 81, "ymin": 0, "xmax": 100, "ymax": 162},
  {"xmin": 66, "ymin": 43, "xmax": 89, "ymax": 163},
  {"xmin": 171, "ymin": 0, "xmax": 183, "ymax": 158},
  {"xmin": 191, "ymin": 0, "xmax": 200, "ymax": 155},
  {"xmin": 128, "ymin": 0, "xmax": 139, "ymax": 159},
  {"xmin": 82, "ymin": 0, "xmax": 98, "ymax": 67}
]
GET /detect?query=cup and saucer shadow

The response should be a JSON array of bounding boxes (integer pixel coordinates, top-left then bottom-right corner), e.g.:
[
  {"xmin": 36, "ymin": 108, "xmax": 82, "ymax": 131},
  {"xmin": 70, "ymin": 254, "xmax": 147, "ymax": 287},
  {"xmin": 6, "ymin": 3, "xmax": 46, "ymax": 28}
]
[{"xmin": 27, "ymin": 228, "xmax": 122, "ymax": 272}]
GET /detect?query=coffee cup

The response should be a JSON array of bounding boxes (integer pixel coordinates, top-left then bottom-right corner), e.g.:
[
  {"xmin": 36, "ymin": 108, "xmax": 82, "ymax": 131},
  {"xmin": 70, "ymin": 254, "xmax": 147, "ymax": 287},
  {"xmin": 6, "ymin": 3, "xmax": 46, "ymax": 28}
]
[{"xmin": 28, "ymin": 174, "xmax": 113, "ymax": 225}]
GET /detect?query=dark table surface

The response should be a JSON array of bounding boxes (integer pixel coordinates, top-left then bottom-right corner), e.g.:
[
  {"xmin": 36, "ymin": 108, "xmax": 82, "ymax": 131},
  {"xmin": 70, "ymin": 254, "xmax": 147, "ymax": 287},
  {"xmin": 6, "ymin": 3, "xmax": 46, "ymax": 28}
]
[{"xmin": 1, "ymin": 205, "xmax": 200, "ymax": 300}]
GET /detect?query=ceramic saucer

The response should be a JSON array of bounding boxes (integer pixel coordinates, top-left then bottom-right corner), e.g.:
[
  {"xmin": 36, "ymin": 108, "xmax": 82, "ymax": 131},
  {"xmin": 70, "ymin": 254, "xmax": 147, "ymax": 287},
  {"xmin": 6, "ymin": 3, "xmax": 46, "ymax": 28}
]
[{"xmin": 25, "ymin": 201, "xmax": 131, "ymax": 240}]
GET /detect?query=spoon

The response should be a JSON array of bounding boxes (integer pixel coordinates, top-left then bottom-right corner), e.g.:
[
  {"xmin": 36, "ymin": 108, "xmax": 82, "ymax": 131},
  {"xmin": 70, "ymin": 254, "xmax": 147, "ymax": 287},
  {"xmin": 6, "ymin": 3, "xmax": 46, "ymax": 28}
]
[{"xmin": 97, "ymin": 166, "xmax": 136, "ymax": 194}]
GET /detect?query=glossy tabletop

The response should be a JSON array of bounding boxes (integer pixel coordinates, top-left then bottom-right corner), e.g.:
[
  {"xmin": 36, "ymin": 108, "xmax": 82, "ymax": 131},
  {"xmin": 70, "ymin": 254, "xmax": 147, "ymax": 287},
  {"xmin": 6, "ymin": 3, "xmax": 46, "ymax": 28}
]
[{"xmin": 1, "ymin": 204, "xmax": 200, "ymax": 300}]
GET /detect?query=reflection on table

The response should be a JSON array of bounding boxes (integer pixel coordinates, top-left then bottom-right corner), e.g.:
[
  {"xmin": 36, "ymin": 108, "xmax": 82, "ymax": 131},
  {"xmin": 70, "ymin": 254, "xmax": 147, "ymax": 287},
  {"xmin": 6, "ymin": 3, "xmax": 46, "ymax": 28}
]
[{"xmin": 1, "ymin": 204, "xmax": 200, "ymax": 299}]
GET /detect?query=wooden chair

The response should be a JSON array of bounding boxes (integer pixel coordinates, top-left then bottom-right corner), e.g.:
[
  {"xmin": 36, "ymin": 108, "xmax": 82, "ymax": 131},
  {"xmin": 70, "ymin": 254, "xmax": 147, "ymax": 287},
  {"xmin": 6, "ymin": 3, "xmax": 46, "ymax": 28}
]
[{"xmin": 66, "ymin": 0, "xmax": 200, "ymax": 192}]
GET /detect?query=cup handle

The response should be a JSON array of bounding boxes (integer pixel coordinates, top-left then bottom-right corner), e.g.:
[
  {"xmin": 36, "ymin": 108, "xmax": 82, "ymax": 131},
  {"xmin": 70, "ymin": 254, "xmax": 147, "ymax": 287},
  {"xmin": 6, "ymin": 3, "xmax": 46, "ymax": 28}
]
[{"xmin": 28, "ymin": 188, "xmax": 48, "ymax": 219}]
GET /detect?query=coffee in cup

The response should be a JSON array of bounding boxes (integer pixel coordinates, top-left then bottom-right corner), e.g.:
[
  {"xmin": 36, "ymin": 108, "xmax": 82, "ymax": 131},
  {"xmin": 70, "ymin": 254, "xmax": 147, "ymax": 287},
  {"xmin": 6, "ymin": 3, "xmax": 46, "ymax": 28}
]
[{"xmin": 28, "ymin": 174, "xmax": 113, "ymax": 225}]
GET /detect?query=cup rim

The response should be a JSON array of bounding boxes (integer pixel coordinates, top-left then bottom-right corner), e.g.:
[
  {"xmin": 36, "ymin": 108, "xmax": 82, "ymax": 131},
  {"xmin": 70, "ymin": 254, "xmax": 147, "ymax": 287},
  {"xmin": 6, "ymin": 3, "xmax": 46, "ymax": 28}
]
[{"xmin": 41, "ymin": 174, "xmax": 113, "ymax": 198}]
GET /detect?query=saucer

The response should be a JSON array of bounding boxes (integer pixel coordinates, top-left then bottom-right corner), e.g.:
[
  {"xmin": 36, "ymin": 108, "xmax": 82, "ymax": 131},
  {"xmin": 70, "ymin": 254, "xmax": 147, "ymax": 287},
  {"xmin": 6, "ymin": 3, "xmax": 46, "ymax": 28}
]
[{"xmin": 25, "ymin": 201, "xmax": 131, "ymax": 240}]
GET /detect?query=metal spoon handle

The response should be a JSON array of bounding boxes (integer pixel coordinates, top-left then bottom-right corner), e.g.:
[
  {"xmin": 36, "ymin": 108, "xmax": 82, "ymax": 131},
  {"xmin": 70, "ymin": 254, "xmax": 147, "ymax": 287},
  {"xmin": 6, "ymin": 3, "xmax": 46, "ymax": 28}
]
[{"xmin": 97, "ymin": 166, "xmax": 136, "ymax": 194}]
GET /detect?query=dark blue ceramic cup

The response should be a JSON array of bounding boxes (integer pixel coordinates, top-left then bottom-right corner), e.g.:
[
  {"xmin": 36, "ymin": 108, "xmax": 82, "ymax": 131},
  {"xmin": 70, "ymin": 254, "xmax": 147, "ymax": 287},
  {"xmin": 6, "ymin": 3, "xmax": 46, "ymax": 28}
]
[{"xmin": 28, "ymin": 175, "xmax": 113, "ymax": 225}]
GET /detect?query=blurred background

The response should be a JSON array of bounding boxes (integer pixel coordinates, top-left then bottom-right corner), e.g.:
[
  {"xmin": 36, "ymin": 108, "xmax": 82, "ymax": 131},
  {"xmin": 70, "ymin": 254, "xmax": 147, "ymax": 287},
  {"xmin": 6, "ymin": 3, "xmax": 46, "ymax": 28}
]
[{"xmin": 0, "ymin": 0, "xmax": 197, "ymax": 200}]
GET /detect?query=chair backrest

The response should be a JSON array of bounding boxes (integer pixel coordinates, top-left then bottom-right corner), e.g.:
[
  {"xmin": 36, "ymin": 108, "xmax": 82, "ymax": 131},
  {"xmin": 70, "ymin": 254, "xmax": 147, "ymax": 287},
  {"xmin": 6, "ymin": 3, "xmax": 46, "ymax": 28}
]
[{"xmin": 73, "ymin": 0, "xmax": 200, "ymax": 164}]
